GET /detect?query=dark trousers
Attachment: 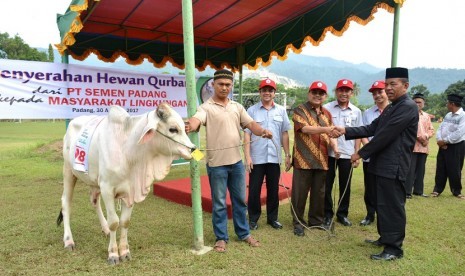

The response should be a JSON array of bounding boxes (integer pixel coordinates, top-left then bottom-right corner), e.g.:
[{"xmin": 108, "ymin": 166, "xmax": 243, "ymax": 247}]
[
  {"xmin": 363, "ymin": 162, "xmax": 377, "ymax": 220},
  {"xmin": 376, "ymin": 175, "xmax": 406, "ymax": 256},
  {"xmin": 247, "ymin": 163, "xmax": 280, "ymax": 223},
  {"xmin": 324, "ymin": 157, "xmax": 353, "ymax": 219},
  {"xmin": 405, "ymin": 152, "xmax": 428, "ymax": 195},
  {"xmin": 291, "ymin": 168, "xmax": 326, "ymax": 227},
  {"xmin": 434, "ymin": 141, "xmax": 465, "ymax": 196}
]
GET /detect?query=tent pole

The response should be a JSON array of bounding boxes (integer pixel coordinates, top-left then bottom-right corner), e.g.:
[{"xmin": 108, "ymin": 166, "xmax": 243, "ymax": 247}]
[
  {"xmin": 237, "ymin": 45, "xmax": 245, "ymax": 104},
  {"xmin": 391, "ymin": 3, "xmax": 401, "ymax": 67},
  {"xmin": 62, "ymin": 50, "xmax": 70, "ymax": 129},
  {"xmin": 181, "ymin": 0, "xmax": 210, "ymax": 255}
]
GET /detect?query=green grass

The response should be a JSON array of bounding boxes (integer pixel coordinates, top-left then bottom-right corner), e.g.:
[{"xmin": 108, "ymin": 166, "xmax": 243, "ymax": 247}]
[{"xmin": 0, "ymin": 121, "xmax": 464, "ymax": 275}]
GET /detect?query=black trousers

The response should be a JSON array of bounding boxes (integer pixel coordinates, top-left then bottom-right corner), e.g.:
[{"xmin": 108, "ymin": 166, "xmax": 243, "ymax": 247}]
[
  {"xmin": 363, "ymin": 162, "xmax": 377, "ymax": 220},
  {"xmin": 434, "ymin": 141, "xmax": 465, "ymax": 196},
  {"xmin": 247, "ymin": 163, "xmax": 280, "ymax": 223},
  {"xmin": 290, "ymin": 168, "xmax": 326, "ymax": 227},
  {"xmin": 405, "ymin": 152, "xmax": 428, "ymax": 195},
  {"xmin": 324, "ymin": 157, "xmax": 353, "ymax": 219},
  {"xmin": 376, "ymin": 175, "xmax": 406, "ymax": 256}
]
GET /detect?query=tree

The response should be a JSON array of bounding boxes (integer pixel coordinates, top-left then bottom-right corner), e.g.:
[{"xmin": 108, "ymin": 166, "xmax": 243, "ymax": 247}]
[
  {"xmin": 48, "ymin": 44, "xmax": 54, "ymax": 62},
  {"xmin": 234, "ymin": 78, "xmax": 260, "ymax": 93},
  {"xmin": 0, "ymin": 32, "xmax": 48, "ymax": 61},
  {"xmin": 424, "ymin": 79, "xmax": 465, "ymax": 120},
  {"xmin": 408, "ymin": 84, "xmax": 430, "ymax": 98}
]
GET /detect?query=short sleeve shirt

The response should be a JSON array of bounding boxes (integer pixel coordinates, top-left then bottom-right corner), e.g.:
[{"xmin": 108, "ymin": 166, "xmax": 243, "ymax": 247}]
[
  {"xmin": 324, "ymin": 101, "xmax": 363, "ymax": 158},
  {"xmin": 245, "ymin": 102, "xmax": 291, "ymax": 164},
  {"xmin": 193, "ymin": 97, "xmax": 253, "ymax": 167}
]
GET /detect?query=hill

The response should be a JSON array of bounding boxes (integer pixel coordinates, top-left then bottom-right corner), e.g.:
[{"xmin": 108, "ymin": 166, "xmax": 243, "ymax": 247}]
[
  {"xmin": 46, "ymin": 49, "xmax": 464, "ymax": 105},
  {"xmin": 265, "ymin": 53, "xmax": 465, "ymax": 105}
]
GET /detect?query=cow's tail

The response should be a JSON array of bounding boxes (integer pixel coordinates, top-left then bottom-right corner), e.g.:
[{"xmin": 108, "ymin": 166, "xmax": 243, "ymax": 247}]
[{"xmin": 57, "ymin": 209, "xmax": 63, "ymax": 226}]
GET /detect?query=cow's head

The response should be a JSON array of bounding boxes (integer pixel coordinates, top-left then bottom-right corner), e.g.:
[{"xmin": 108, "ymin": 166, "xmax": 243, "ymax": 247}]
[{"xmin": 138, "ymin": 103, "xmax": 195, "ymax": 160}]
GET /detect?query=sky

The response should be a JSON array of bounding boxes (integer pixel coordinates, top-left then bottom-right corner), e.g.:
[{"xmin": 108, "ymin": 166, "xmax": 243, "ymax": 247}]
[{"xmin": 1, "ymin": 0, "xmax": 464, "ymax": 70}]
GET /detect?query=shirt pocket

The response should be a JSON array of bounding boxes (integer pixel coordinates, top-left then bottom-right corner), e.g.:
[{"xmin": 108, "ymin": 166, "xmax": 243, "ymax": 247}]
[
  {"xmin": 255, "ymin": 113, "xmax": 266, "ymax": 127},
  {"xmin": 343, "ymin": 115, "xmax": 357, "ymax": 127}
]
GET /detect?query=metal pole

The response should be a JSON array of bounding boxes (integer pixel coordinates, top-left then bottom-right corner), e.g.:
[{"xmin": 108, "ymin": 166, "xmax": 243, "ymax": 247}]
[
  {"xmin": 181, "ymin": 0, "xmax": 209, "ymax": 254},
  {"xmin": 62, "ymin": 51, "xmax": 70, "ymax": 129},
  {"xmin": 237, "ymin": 45, "xmax": 245, "ymax": 104},
  {"xmin": 391, "ymin": 3, "xmax": 401, "ymax": 67}
]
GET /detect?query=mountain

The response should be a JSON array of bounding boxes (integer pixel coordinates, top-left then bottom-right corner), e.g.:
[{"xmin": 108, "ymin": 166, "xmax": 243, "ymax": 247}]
[
  {"xmin": 45, "ymin": 48, "xmax": 465, "ymax": 105},
  {"xmin": 264, "ymin": 53, "xmax": 465, "ymax": 105}
]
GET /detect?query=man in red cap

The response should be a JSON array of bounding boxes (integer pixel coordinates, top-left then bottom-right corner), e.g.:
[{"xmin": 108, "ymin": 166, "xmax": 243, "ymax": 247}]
[
  {"xmin": 287, "ymin": 81, "xmax": 339, "ymax": 237},
  {"xmin": 323, "ymin": 79, "xmax": 363, "ymax": 228},
  {"xmin": 244, "ymin": 78, "xmax": 291, "ymax": 230},
  {"xmin": 359, "ymin": 81, "xmax": 388, "ymax": 227}
]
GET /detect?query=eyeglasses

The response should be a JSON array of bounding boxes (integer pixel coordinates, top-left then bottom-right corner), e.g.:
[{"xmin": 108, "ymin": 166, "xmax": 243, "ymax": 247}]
[
  {"xmin": 260, "ymin": 88, "xmax": 276, "ymax": 93},
  {"xmin": 310, "ymin": 90, "xmax": 326, "ymax": 96}
]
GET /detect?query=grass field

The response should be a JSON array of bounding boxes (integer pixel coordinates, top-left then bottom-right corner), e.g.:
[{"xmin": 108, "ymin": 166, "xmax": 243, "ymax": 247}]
[{"xmin": 0, "ymin": 121, "xmax": 464, "ymax": 275}]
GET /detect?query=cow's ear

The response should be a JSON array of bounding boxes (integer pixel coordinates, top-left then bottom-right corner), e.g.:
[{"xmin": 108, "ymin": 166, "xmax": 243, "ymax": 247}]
[
  {"xmin": 138, "ymin": 127, "xmax": 156, "ymax": 144},
  {"xmin": 156, "ymin": 103, "xmax": 171, "ymax": 121}
]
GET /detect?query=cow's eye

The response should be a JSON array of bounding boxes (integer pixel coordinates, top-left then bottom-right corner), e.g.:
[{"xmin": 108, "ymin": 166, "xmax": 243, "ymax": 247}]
[{"xmin": 169, "ymin": 127, "xmax": 179, "ymax": 134}]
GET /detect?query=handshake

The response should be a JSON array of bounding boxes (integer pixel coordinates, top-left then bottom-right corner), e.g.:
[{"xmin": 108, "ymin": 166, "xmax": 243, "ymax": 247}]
[{"xmin": 328, "ymin": 126, "xmax": 345, "ymax": 138}]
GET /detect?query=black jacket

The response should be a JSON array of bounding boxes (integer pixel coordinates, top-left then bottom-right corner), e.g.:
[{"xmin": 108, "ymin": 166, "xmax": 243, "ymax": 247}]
[{"xmin": 345, "ymin": 94, "xmax": 418, "ymax": 180}]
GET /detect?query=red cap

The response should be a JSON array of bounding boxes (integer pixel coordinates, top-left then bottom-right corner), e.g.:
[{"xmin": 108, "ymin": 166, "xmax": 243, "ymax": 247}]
[
  {"xmin": 309, "ymin": 81, "xmax": 327, "ymax": 93},
  {"xmin": 259, "ymin": 78, "xmax": 277, "ymax": 90},
  {"xmin": 368, "ymin": 81, "xmax": 385, "ymax": 92},
  {"xmin": 336, "ymin": 79, "xmax": 353, "ymax": 90}
]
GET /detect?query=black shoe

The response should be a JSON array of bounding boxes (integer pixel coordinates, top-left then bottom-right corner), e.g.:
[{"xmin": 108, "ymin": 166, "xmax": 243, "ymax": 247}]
[
  {"xmin": 337, "ymin": 217, "xmax": 352, "ymax": 226},
  {"xmin": 293, "ymin": 227, "xmax": 305, "ymax": 237},
  {"xmin": 370, "ymin": 252, "xmax": 403, "ymax": 261},
  {"xmin": 249, "ymin": 221, "xmax": 258, "ymax": 230},
  {"xmin": 267, "ymin": 220, "xmax": 283, "ymax": 229},
  {"xmin": 413, "ymin": 193, "xmax": 429, "ymax": 197},
  {"xmin": 323, "ymin": 217, "xmax": 332, "ymax": 227},
  {"xmin": 360, "ymin": 217, "xmax": 373, "ymax": 226},
  {"xmin": 308, "ymin": 223, "xmax": 329, "ymax": 231},
  {"xmin": 406, "ymin": 194, "xmax": 413, "ymax": 199},
  {"xmin": 364, "ymin": 239, "xmax": 383, "ymax": 247}
]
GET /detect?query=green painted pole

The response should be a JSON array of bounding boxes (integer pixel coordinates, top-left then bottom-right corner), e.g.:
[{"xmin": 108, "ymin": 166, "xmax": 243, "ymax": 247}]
[
  {"xmin": 237, "ymin": 45, "xmax": 245, "ymax": 104},
  {"xmin": 181, "ymin": 0, "xmax": 207, "ymax": 253},
  {"xmin": 391, "ymin": 3, "xmax": 401, "ymax": 67},
  {"xmin": 62, "ymin": 50, "xmax": 70, "ymax": 129}
]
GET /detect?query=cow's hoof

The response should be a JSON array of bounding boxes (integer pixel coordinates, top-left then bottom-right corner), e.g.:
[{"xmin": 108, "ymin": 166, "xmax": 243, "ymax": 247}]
[
  {"xmin": 101, "ymin": 228, "xmax": 110, "ymax": 236},
  {"xmin": 107, "ymin": 256, "xmax": 120, "ymax": 265},
  {"xmin": 120, "ymin": 252, "xmax": 132, "ymax": 262},
  {"xmin": 64, "ymin": 243, "xmax": 75, "ymax": 251}
]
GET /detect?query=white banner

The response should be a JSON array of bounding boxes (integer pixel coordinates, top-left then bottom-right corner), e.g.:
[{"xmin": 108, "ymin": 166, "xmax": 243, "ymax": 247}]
[{"xmin": 0, "ymin": 60, "xmax": 189, "ymax": 119}]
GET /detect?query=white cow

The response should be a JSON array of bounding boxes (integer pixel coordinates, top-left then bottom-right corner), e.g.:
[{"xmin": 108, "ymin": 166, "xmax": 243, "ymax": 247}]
[{"xmin": 57, "ymin": 103, "xmax": 195, "ymax": 264}]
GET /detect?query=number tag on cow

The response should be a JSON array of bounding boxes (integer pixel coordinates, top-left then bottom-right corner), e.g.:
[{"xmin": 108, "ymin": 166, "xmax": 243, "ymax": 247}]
[{"xmin": 191, "ymin": 149, "xmax": 204, "ymax": 161}]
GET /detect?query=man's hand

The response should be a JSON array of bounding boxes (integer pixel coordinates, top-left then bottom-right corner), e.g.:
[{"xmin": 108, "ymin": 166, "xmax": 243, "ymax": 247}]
[
  {"xmin": 261, "ymin": 129, "xmax": 273, "ymax": 139},
  {"xmin": 284, "ymin": 154, "xmax": 291, "ymax": 170},
  {"xmin": 245, "ymin": 158, "xmax": 253, "ymax": 173},
  {"xmin": 437, "ymin": 140, "xmax": 447, "ymax": 149},
  {"xmin": 285, "ymin": 161, "xmax": 292, "ymax": 172},
  {"xmin": 329, "ymin": 126, "xmax": 345, "ymax": 138},
  {"xmin": 350, "ymin": 153, "xmax": 361, "ymax": 165},
  {"xmin": 418, "ymin": 136, "xmax": 429, "ymax": 147}
]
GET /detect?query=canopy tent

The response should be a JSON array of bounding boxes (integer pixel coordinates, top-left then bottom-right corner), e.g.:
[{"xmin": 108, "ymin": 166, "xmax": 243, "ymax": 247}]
[
  {"xmin": 57, "ymin": 0, "xmax": 401, "ymax": 71},
  {"xmin": 56, "ymin": 0, "xmax": 405, "ymax": 254}
]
